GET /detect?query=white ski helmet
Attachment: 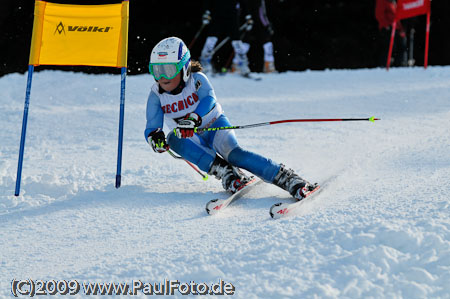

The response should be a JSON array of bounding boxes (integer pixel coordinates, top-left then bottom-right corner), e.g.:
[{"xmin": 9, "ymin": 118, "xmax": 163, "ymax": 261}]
[{"xmin": 149, "ymin": 37, "xmax": 191, "ymax": 82}]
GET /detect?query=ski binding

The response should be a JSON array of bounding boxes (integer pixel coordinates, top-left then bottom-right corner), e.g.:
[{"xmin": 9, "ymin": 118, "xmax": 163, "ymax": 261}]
[{"xmin": 269, "ymin": 184, "xmax": 321, "ymax": 219}]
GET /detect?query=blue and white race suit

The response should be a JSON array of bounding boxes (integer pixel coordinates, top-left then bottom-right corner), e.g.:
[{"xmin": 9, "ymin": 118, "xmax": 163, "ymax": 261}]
[{"xmin": 145, "ymin": 72, "xmax": 281, "ymax": 182}]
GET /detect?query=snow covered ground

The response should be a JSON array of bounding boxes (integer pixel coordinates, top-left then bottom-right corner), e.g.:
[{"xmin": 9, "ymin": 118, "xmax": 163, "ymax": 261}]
[{"xmin": 1, "ymin": 67, "xmax": 449, "ymax": 298}]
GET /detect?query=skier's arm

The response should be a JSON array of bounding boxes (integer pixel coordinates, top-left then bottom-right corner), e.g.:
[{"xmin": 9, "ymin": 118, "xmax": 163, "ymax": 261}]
[
  {"xmin": 192, "ymin": 72, "xmax": 217, "ymax": 118},
  {"xmin": 144, "ymin": 91, "xmax": 164, "ymax": 139}
]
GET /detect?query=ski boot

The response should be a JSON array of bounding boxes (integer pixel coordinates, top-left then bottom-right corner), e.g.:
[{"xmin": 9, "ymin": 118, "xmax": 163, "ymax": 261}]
[
  {"xmin": 231, "ymin": 40, "xmax": 251, "ymax": 76},
  {"xmin": 273, "ymin": 165, "xmax": 317, "ymax": 201},
  {"xmin": 263, "ymin": 60, "xmax": 277, "ymax": 73},
  {"xmin": 234, "ymin": 54, "xmax": 251, "ymax": 76},
  {"xmin": 208, "ymin": 156, "xmax": 252, "ymax": 193}
]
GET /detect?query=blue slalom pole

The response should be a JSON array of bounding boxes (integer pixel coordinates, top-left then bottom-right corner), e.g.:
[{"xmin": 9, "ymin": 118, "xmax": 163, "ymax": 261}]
[
  {"xmin": 115, "ymin": 67, "xmax": 127, "ymax": 188},
  {"xmin": 15, "ymin": 65, "xmax": 35, "ymax": 196}
]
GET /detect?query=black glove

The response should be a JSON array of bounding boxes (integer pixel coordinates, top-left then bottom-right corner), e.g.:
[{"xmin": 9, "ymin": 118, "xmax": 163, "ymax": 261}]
[
  {"xmin": 175, "ymin": 113, "xmax": 202, "ymax": 139},
  {"xmin": 202, "ymin": 10, "xmax": 211, "ymax": 25},
  {"xmin": 148, "ymin": 128, "xmax": 168, "ymax": 153}
]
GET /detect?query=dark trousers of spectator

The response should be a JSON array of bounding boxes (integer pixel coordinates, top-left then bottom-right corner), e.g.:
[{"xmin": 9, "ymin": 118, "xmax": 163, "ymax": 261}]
[{"xmin": 378, "ymin": 28, "xmax": 408, "ymax": 67}]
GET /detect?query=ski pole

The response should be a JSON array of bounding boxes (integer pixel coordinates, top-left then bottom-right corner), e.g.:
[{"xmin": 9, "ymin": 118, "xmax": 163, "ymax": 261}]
[
  {"xmin": 167, "ymin": 149, "xmax": 209, "ymax": 181},
  {"xmin": 183, "ymin": 116, "xmax": 380, "ymax": 134},
  {"xmin": 188, "ymin": 23, "xmax": 206, "ymax": 49},
  {"xmin": 189, "ymin": 10, "xmax": 211, "ymax": 49}
]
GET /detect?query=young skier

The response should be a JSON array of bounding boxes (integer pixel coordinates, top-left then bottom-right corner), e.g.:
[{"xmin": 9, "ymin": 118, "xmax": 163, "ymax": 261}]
[{"xmin": 145, "ymin": 36, "xmax": 317, "ymax": 200}]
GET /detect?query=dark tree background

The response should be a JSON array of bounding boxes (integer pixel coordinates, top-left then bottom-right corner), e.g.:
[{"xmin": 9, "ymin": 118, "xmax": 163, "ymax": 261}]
[{"xmin": 1, "ymin": 0, "xmax": 449, "ymax": 77}]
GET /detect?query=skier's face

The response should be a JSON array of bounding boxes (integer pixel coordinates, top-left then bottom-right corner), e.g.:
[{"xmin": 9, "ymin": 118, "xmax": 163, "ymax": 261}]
[{"xmin": 158, "ymin": 72, "xmax": 181, "ymax": 92}]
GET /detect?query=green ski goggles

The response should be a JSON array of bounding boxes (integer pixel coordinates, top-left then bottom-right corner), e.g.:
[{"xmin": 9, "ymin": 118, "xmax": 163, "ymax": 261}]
[{"xmin": 149, "ymin": 52, "xmax": 190, "ymax": 80}]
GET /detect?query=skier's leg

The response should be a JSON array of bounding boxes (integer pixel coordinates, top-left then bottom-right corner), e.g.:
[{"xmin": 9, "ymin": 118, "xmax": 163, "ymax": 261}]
[
  {"xmin": 203, "ymin": 115, "xmax": 279, "ymax": 182},
  {"xmin": 168, "ymin": 124, "xmax": 246, "ymax": 193},
  {"xmin": 227, "ymin": 146, "xmax": 279, "ymax": 182},
  {"xmin": 231, "ymin": 40, "xmax": 251, "ymax": 75},
  {"xmin": 258, "ymin": 2, "xmax": 277, "ymax": 73},
  {"xmin": 207, "ymin": 115, "xmax": 316, "ymax": 199},
  {"xmin": 263, "ymin": 41, "xmax": 276, "ymax": 73},
  {"xmin": 200, "ymin": 36, "xmax": 218, "ymax": 74},
  {"xmin": 228, "ymin": 147, "xmax": 317, "ymax": 200},
  {"xmin": 167, "ymin": 131, "xmax": 216, "ymax": 172}
]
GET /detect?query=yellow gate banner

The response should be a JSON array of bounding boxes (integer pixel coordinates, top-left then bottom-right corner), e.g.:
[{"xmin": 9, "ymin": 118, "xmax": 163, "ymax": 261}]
[{"xmin": 29, "ymin": 1, "xmax": 129, "ymax": 67}]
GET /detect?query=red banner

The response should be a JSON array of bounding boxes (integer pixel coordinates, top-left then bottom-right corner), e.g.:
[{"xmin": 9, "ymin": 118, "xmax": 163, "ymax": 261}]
[
  {"xmin": 396, "ymin": 0, "xmax": 431, "ymax": 20},
  {"xmin": 387, "ymin": 0, "xmax": 431, "ymax": 70}
]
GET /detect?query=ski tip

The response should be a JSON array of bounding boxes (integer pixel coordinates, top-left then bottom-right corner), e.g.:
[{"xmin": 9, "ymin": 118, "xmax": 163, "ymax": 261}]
[
  {"xmin": 205, "ymin": 199, "xmax": 219, "ymax": 215},
  {"xmin": 269, "ymin": 202, "xmax": 283, "ymax": 219}
]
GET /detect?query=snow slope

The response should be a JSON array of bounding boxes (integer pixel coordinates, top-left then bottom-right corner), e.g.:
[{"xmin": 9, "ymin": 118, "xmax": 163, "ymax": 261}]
[{"xmin": 1, "ymin": 67, "xmax": 449, "ymax": 298}]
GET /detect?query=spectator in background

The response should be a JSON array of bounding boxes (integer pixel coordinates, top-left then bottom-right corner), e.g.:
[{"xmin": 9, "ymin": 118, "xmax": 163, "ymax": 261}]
[
  {"xmin": 240, "ymin": 0, "xmax": 277, "ymax": 73},
  {"xmin": 375, "ymin": 0, "xmax": 407, "ymax": 67},
  {"xmin": 199, "ymin": 1, "xmax": 252, "ymax": 76}
]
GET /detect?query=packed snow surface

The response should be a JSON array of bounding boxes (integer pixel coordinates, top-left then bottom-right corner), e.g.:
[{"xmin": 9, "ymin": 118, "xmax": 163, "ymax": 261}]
[{"xmin": 1, "ymin": 67, "xmax": 449, "ymax": 298}]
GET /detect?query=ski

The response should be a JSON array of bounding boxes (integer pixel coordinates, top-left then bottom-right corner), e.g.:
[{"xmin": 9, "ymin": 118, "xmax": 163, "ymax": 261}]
[
  {"xmin": 215, "ymin": 69, "xmax": 262, "ymax": 81},
  {"xmin": 206, "ymin": 178, "xmax": 262, "ymax": 215},
  {"xmin": 241, "ymin": 73, "xmax": 262, "ymax": 81},
  {"xmin": 269, "ymin": 184, "xmax": 322, "ymax": 219}
]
